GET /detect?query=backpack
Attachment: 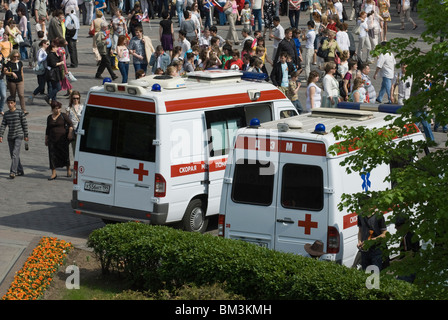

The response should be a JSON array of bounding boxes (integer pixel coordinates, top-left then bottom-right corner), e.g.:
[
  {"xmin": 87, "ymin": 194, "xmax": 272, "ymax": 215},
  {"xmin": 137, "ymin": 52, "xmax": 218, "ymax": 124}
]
[{"xmin": 65, "ymin": 14, "xmax": 77, "ymax": 39}]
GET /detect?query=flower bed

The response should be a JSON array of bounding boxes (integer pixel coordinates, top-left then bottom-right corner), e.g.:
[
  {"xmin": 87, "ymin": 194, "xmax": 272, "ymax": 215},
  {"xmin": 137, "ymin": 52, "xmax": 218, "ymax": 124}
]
[{"xmin": 1, "ymin": 236, "xmax": 73, "ymax": 300}]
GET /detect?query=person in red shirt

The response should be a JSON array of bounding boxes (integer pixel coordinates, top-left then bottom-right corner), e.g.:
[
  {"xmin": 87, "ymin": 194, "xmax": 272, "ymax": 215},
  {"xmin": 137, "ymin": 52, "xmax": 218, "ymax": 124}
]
[
  {"xmin": 326, "ymin": 14, "xmax": 338, "ymax": 32},
  {"xmin": 224, "ymin": 49, "xmax": 244, "ymax": 70}
]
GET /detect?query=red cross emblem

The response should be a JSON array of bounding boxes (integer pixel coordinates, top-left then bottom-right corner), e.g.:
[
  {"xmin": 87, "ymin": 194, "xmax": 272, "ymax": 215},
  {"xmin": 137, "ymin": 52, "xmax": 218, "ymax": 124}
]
[
  {"xmin": 133, "ymin": 163, "xmax": 149, "ymax": 181},
  {"xmin": 298, "ymin": 214, "xmax": 318, "ymax": 235}
]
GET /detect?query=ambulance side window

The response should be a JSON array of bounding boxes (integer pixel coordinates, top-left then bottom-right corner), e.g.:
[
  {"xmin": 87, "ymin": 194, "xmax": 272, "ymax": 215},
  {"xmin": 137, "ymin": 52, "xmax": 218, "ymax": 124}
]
[
  {"xmin": 281, "ymin": 164, "xmax": 324, "ymax": 211},
  {"xmin": 280, "ymin": 110, "xmax": 298, "ymax": 119},
  {"xmin": 205, "ymin": 108, "xmax": 246, "ymax": 157},
  {"xmin": 80, "ymin": 106, "xmax": 117, "ymax": 156},
  {"xmin": 117, "ymin": 112, "xmax": 156, "ymax": 162},
  {"xmin": 231, "ymin": 160, "xmax": 275, "ymax": 206}
]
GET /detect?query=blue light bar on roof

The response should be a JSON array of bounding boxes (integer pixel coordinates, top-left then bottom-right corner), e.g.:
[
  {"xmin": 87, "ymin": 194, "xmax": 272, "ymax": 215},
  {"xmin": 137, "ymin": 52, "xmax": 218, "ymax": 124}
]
[
  {"xmin": 241, "ymin": 71, "xmax": 268, "ymax": 81},
  {"xmin": 337, "ymin": 102, "xmax": 402, "ymax": 114}
]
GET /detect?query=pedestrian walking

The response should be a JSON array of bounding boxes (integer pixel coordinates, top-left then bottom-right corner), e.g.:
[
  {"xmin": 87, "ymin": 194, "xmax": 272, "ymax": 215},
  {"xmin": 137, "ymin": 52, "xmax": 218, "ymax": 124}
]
[
  {"xmin": 5, "ymin": 50, "xmax": 27, "ymax": 115},
  {"xmin": 45, "ymin": 100, "xmax": 74, "ymax": 180},
  {"xmin": 94, "ymin": 22, "xmax": 118, "ymax": 80},
  {"xmin": 0, "ymin": 96, "xmax": 29, "ymax": 179}
]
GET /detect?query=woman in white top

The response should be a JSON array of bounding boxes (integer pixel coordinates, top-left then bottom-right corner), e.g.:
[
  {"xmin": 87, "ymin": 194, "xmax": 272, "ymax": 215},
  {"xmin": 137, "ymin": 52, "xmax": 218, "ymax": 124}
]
[
  {"xmin": 66, "ymin": 90, "xmax": 84, "ymax": 155},
  {"xmin": 28, "ymin": 39, "xmax": 49, "ymax": 104},
  {"xmin": 306, "ymin": 70, "xmax": 322, "ymax": 112},
  {"xmin": 362, "ymin": 0, "xmax": 383, "ymax": 50},
  {"xmin": 336, "ymin": 22, "xmax": 350, "ymax": 52},
  {"xmin": 357, "ymin": 11, "xmax": 372, "ymax": 63},
  {"xmin": 116, "ymin": 35, "xmax": 130, "ymax": 83},
  {"xmin": 322, "ymin": 61, "xmax": 340, "ymax": 108}
]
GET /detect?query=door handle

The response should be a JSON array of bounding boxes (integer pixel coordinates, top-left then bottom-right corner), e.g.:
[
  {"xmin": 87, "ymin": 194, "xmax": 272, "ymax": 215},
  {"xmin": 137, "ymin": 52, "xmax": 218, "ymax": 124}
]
[
  {"xmin": 116, "ymin": 165, "xmax": 130, "ymax": 170},
  {"xmin": 276, "ymin": 218, "xmax": 294, "ymax": 224}
]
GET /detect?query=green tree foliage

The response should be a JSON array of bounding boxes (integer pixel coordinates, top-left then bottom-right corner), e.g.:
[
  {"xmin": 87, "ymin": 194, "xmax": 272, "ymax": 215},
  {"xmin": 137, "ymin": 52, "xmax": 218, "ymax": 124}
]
[{"xmin": 329, "ymin": 0, "xmax": 448, "ymax": 297}]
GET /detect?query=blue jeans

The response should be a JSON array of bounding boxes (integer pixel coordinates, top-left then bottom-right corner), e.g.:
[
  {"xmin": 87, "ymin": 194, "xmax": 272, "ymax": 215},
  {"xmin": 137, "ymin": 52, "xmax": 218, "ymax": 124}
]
[
  {"xmin": 0, "ymin": 79, "xmax": 6, "ymax": 113},
  {"xmin": 289, "ymin": 9, "xmax": 300, "ymax": 29},
  {"xmin": 252, "ymin": 9, "xmax": 262, "ymax": 31},
  {"xmin": 176, "ymin": 0, "xmax": 184, "ymax": 25},
  {"xmin": 292, "ymin": 99, "xmax": 303, "ymax": 114},
  {"xmin": 48, "ymin": 80, "xmax": 61, "ymax": 101},
  {"xmin": 377, "ymin": 77, "xmax": 392, "ymax": 103},
  {"xmin": 33, "ymin": 74, "xmax": 46, "ymax": 96},
  {"xmin": 133, "ymin": 63, "xmax": 148, "ymax": 78},
  {"xmin": 118, "ymin": 61, "xmax": 129, "ymax": 83},
  {"xmin": 416, "ymin": 111, "xmax": 435, "ymax": 142},
  {"xmin": 361, "ymin": 248, "xmax": 383, "ymax": 271},
  {"xmin": 8, "ymin": 136, "xmax": 24, "ymax": 175},
  {"xmin": 218, "ymin": 1, "xmax": 227, "ymax": 25}
]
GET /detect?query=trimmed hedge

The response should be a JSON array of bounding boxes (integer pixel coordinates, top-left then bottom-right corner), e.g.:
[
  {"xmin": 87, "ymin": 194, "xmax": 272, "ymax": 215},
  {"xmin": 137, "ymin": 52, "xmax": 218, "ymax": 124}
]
[{"xmin": 87, "ymin": 222, "xmax": 420, "ymax": 300}]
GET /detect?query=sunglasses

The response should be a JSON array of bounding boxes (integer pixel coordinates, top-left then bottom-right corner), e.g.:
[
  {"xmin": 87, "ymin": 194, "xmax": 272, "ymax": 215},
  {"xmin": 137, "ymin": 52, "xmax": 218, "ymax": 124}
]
[{"xmin": 73, "ymin": 97, "xmax": 80, "ymax": 100}]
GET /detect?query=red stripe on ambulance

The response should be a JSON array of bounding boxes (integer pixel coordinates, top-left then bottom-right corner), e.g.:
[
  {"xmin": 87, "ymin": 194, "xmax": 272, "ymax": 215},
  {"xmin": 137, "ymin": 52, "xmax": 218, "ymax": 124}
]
[
  {"xmin": 343, "ymin": 213, "xmax": 358, "ymax": 229},
  {"xmin": 171, "ymin": 162, "xmax": 206, "ymax": 177},
  {"xmin": 235, "ymin": 136, "xmax": 326, "ymax": 156},
  {"xmin": 171, "ymin": 158, "xmax": 228, "ymax": 177},
  {"xmin": 165, "ymin": 90, "xmax": 285, "ymax": 112},
  {"xmin": 87, "ymin": 94, "xmax": 156, "ymax": 113}
]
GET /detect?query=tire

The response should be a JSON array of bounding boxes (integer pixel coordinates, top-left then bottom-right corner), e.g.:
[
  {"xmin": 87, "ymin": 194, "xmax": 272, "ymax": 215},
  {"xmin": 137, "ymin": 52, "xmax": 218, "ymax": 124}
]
[{"xmin": 182, "ymin": 199, "xmax": 209, "ymax": 233}]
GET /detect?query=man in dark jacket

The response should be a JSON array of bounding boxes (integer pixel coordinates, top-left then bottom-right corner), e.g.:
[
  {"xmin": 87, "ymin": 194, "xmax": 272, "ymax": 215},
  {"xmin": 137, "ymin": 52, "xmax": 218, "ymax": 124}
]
[
  {"xmin": 274, "ymin": 27, "xmax": 299, "ymax": 69},
  {"xmin": 47, "ymin": 9, "xmax": 64, "ymax": 43}
]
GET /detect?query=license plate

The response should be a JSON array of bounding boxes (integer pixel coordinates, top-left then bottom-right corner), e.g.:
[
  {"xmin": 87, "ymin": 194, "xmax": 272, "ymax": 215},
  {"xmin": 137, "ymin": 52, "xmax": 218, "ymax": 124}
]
[
  {"xmin": 84, "ymin": 181, "xmax": 111, "ymax": 194},
  {"xmin": 244, "ymin": 240, "xmax": 268, "ymax": 248}
]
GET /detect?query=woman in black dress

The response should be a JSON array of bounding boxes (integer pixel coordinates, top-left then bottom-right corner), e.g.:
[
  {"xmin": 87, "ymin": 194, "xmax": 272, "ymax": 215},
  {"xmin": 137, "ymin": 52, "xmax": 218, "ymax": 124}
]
[
  {"xmin": 45, "ymin": 100, "xmax": 74, "ymax": 180},
  {"xmin": 159, "ymin": 11, "xmax": 174, "ymax": 56}
]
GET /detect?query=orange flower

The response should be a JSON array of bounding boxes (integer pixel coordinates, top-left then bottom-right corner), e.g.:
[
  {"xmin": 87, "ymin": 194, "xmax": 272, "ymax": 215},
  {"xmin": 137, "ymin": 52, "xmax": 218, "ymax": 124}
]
[{"xmin": 1, "ymin": 237, "xmax": 73, "ymax": 300}]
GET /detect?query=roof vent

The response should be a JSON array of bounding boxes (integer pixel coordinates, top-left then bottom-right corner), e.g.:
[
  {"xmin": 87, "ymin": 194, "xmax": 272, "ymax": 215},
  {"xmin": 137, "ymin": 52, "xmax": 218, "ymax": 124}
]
[
  {"xmin": 311, "ymin": 107, "xmax": 374, "ymax": 121},
  {"xmin": 277, "ymin": 118, "xmax": 303, "ymax": 132},
  {"xmin": 128, "ymin": 75, "xmax": 186, "ymax": 89},
  {"xmin": 186, "ymin": 70, "xmax": 242, "ymax": 84}
]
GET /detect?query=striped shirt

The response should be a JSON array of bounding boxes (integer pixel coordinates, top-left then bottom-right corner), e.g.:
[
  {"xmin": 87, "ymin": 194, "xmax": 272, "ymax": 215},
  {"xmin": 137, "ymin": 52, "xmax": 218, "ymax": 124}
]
[{"xmin": 0, "ymin": 109, "xmax": 29, "ymax": 140}]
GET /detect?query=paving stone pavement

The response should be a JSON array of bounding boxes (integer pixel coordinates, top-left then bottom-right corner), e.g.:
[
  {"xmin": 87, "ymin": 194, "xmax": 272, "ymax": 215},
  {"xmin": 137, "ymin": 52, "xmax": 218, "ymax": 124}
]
[{"xmin": 0, "ymin": 4, "xmax": 440, "ymax": 296}]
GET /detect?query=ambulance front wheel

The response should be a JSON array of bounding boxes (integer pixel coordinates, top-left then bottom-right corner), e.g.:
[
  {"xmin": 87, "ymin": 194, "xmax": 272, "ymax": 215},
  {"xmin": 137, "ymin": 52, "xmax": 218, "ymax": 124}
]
[{"xmin": 182, "ymin": 199, "xmax": 209, "ymax": 233}]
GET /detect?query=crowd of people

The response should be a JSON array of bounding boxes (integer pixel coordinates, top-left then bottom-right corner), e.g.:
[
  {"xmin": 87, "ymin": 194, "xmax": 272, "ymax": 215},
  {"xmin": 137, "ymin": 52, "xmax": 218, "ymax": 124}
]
[{"xmin": 0, "ymin": 0, "xmax": 425, "ymax": 180}]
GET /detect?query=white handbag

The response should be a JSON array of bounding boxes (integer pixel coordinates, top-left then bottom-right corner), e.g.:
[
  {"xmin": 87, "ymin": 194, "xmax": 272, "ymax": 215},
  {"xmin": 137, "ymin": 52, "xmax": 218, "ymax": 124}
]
[
  {"xmin": 67, "ymin": 71, "xmax": 77, "ymax": 82},
  {"xmin": 14, "ymin": 34, "xmax": 24, "ymax": 44}
]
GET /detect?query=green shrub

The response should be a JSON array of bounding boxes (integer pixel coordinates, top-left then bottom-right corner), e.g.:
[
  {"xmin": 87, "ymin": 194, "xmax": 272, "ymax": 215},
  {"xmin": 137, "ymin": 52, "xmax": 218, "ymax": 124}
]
[{"xmin": 87, "ymin": 222, "xmax": 420, "ymax": 300}]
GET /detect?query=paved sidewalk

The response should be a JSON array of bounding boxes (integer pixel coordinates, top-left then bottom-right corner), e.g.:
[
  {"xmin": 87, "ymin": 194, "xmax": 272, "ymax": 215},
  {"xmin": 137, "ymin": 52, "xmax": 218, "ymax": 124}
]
[{"xmin": 0, "ymin": 5, "xmax": 433, "ymax": 297}]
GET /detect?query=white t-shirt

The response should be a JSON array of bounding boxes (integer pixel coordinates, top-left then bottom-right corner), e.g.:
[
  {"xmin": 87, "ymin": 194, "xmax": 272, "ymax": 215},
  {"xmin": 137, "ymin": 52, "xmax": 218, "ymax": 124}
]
[
  {"xmin": 273, "ymin": 24, "xmax": 285, "ymax": 49},
  {"xmin": 334, "ymin": 2, "xmax": 343, "ymax": 20},
  {"xmin": 336, "ymin": 31, "xmax": 350, "ymax": 51},
  {"xmin": 358, "ymin": 19, "xmax": 369, "ymax": 38},
  {"xmin": 305, "ymin": 29, "xmax": 316, "ymax": 49},
  {"xmin": 376, "ymin": 53, "xmax": 396, "ymax": 79},
  {"xmin": 252, "ymin": 0, "xmax": 263, "ymax": 10}
]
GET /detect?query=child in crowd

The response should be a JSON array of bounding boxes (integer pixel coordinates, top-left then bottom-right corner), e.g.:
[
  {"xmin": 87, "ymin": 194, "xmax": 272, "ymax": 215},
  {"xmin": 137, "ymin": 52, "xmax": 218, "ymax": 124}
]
[
  {"xmin": 240, "ymin": 2, "xmax": 251, "ymax": 30},
  {"xmin": 224, "ymin": 49, "xmax": 243, "ymax": 70},
  {"xmin": 287, "ymin": 70, "xmax": 303, "ymax": 114},
  {"xmin": 220, "ymin": 43, "xmax": 233, "ymax": 69}
]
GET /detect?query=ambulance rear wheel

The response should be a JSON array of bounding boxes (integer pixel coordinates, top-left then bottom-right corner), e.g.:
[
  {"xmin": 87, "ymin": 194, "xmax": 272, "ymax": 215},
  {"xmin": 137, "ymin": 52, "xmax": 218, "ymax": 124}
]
[{"xmin": 182, "ymin": 199, "xmax": 208, "ymax": 233}]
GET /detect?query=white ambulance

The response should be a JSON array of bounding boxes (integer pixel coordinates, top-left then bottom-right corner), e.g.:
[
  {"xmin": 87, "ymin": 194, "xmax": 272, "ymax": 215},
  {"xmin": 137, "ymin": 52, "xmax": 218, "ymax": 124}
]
[
  {"xmin": 71, "ymin": 71, "xmax": 299, "ymax": 232},
  {"xmin": 218, "ymin": 106, "xmax": 425, "ymax": 266}
]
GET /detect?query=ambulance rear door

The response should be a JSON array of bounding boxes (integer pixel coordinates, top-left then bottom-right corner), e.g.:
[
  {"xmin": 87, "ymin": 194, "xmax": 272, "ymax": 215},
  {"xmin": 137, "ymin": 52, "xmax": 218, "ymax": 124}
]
[
  {"xmin": 274, "ymin": 138, "xmax": 329, "ymax": 256},
  {"xmin": 223, "ymin": 133, "xmax": 279, "ymax": 248},
  {"xmin": 77, "ymin": 96, "xmax": 156, "ymax": 216}
]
